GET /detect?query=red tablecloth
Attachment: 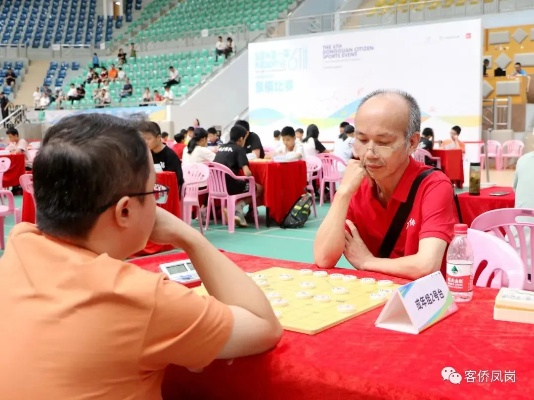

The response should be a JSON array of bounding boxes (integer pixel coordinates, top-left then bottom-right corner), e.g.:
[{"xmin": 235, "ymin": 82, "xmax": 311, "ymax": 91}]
[
  {"xmin": 432, "ymin": 149, "xmax": 464, "ymax": 188},
  {"xmin": 249, "ymin": 160, "xmax": 307, "ymax": 224},
  {"xmin": 21, "ymin": 172, "xmax": 181, "ymax": 256},
  {"xmin": 457, "ymin": 186, "xmax": 515, "ymax": 227},
  {"xmin": 2, "ymin": 154, "xmax": 25, "ymax": 188},
  {"xmin": 131, "ymin": 252, "xmax": 532, "ymax": 400}
]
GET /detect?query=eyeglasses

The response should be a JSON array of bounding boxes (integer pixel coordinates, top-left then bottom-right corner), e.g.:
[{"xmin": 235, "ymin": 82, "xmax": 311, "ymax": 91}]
[
  {"xmin": 353, "ymin": 137, "xmax": 409, "ymax": 158},
  {"xmin": 97, "ymin": 183, "xmax": 169, "ymax": 213}
]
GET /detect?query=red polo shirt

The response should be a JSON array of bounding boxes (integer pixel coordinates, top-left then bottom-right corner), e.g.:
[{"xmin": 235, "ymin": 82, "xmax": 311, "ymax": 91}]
[{"xmin": 347, "ymin": 158, "xmax": 457, "ymax": 269}]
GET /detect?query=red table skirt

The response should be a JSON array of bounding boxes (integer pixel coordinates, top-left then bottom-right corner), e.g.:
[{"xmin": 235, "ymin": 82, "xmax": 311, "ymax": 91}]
[
  {"xmin": 22, "ymin": 172, "xmax": 181, "ymax": 256},
  {"xmin": 131, "ymin": 252, "xmax": 533, "ymax": 400},
  {"xmin": 2, "ymin": 154, "xmax": 25, "ymax": 188},
  {"xmin": 457, "ymin": 186, "xmax": 515, "ymax": 226},
  {"xmin": 249, "ymin": 160, "xmax": 307, "ymax": 224},
  {"xmin": 432, "ymin": 149, "xmax": 464, "ymax": 188}
]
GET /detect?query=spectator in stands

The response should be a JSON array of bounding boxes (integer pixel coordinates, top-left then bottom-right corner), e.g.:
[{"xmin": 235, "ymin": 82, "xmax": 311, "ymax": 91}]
[
  {"xmin": 118, "ymin": 48, "xmax": 127, "ymax": 65},
  {"xmin": 141, "ymin": 121, "xmax": 183, "ymax": 189},
  {"xmin": 86, "ymin": 68, "xmax": 94, "ymax": 84},
  {"xmin": 92, "ymin": 53, "xmax": 100, "ymax": 68},
  {"xmin": 108, "ymin": 64, "xmax": 118, "ymax": 81},
  {"xmin": 75, "ymin": 85, "xmax": 86, "ymax": 100},
  {"xmin": 0, "ymin": 92, "xmax": 12, "ymax": 126},
  {"xmin": 224, "ymin": 37, "xmax": 235, "ymax": 58},
  {"xmin": 164, "ymin": 66, "xmax": 180, "ymax": 87},
  {"xmin": 441, "ymin": 125, "xmax": 465, "ymax": 153},
  {"xmin": 101, "ymin": 79, "xmax": 110, "ymax": 93},
  {"xmin": 96, "ymin": 89, "xmax": 111, "ymax": 108},
  {"xmin": 153, "ymin": 90, "xmax": 163, "ymax": 102},
  {"xmin": 269, "ymin": 126, "xmax": 304, "ymax": 160},
  {"xmin": 214, "ymin": 125, "xmax": 264, "ymax": 227},
  {"xmin": 119, "ymin": 78, "xmax": 133, "ymax": 102},
  {"xmin": 483, "ymin": 59, "xmax": 489, "ymax": 77},
  {"xmin": 42, "ymin": 84, "xmax": 55, "ymax": 101},
  {"xmin": 142, "ymin": 87, "xmax": 152, "ymax": 104},
  {"xmin": 100, "ymin": 67, "xmax": 108, "ymax": 82},
  {"xmin": 235, "ymin": 120, "xmax": 265, "ymax": 159},
  {"xmin": 183, "ymin": 128, "xmax": 216, "ymax": 165},
  {"xmin": 215, "ymin": 36, "xmax": 226, "ymax": 61},
  {"xmin": 32, "ymin": 87, "xmax": 41, "ymax": 108},
  {"xmin": 6, "ymin": 127, "xmax": 28, "ymax": 159},
  {"xmin": 5, "ymin": 68, "xmax": 16, "ymax": 87},
  {"xmin": 0, "ymin": 114, "xmax": 282, "ymax": 400},
  {"xmin": 163, "ymin": 86, "xmax": 174, "ymax": 103},
  {"xmin": 130, "ymin": 43, "xmax": 137, "ymax": 62},
  {"xmin": 207, "ymin": 127, "xmax": 223, "ymax": 147},
  {"xmin": 512, "ymin": 62, "xmax": 527, "ymax": 77},
  {"xmin": 302, "ymin": 124, "xmax": 328, "ymax": 159},
  {"xmin": 37, "ymin": 92, "xmax": 51, "ymax": 110},
  {"xmin": 66, "ymin": 84, "xmax": 78, "ymax": 102},
  {"xmin": 334, "ymin": 124, "xmax": 355, "ymax": 170},
  {"xmin": 193, "ymin": 118, "xmax": 200, "ymax": 128},
  {"xmin": 295, "ymin": 128, "xmax": 304, "ymax": 143},
  {"xmin": 173, "ymin": 132, "xmax": 186, "ymax": 160},
  {"xmin": 418, "ymin": 127, "xmax": 434, "ymax": 151},
  {"xmin": 118, "ymin": 67, "xmax": 126, "ymax": 81}
]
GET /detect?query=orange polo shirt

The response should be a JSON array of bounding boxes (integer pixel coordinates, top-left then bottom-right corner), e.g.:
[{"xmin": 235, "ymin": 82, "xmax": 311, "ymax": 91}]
[
  {"xmin": 0, "ymin": 223, "xmax": 233, "ymax": 400},
  {"xmin": 441, "ymin": 139, "xmax": 465, "ymax": 153}
]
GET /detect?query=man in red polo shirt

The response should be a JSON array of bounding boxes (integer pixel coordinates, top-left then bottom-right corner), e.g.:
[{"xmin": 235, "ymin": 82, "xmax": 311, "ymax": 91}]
[{"xmin": 314, "ymin": 90, "xmax": 457, "ymax": 279}]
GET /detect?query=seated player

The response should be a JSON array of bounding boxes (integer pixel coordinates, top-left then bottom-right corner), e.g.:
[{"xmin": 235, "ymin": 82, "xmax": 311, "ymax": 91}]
[
  {"xmin": 314, "ymin": 90, "xmax": 458, "ymax": 280},
  {"xmin": 0, "ymin": 114, "xmax": 282, "ymax": 398},
  {"xmin": 235, "ymin": 120, "xmax": 265, "ymax": 159},
  {"xmin": 295, "ymin": 128, "xmax": 304, "ymax": 144},
  {"xmin": 441, "ymin": 126, "xmax": 465, "ymax": 154},
  {"xmin": 266, "ymin": 126, "xmax": 304, "ymax": 161},
  {"xmin": 207, "ymin": 127, "xmax": 223, "ymax": 147},
  {"xmin": 173, "ymin": 131, "xmax": 186, "ymax": 160},
  {"xmin": 214, "ymin": 125, "xmax": 263, "ymax": 227},
  {"xmin": 6, "ymin": 127, "xmax": 30, "ymax": 169},
  {"xmin": 140, "ymin": 121, "xmax": 184, "ymax": 189}
]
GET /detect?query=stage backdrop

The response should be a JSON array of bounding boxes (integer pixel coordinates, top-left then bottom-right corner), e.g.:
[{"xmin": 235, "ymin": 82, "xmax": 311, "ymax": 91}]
[{"xmin": 249, "ymin": 19, "xmax": 483, "ymax": 160}]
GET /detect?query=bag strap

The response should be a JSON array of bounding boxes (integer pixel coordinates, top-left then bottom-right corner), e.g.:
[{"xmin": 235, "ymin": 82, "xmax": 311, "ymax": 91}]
[{"xmin": 378, "ymin": 168, "xmax": 435, "ymax": 258}]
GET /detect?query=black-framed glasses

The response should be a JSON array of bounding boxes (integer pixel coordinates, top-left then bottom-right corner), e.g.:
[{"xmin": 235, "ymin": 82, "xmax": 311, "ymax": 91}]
[{"xmin": 97, "ymin": 183, "xmax": 169, "ymax": 213}]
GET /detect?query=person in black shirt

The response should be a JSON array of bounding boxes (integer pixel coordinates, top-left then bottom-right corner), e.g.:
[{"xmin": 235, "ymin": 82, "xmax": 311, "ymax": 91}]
[
  {"xmin": 214, "ymin": 125, "xmax": 263, "ymax": 227},
  {"xmin": 0, "ymin": 92, "xmax": 11, "ymax": 126},
  {"xmin": 234, "ymin": 120, "xmax": 265, "ymax": 159},
  {"xmin": 418, "ymin": 127, "xmax": 434, "ymax": 151},
  {"xmin": 140, "ymin": 121, "xmax": 184, "ymax": 189}
]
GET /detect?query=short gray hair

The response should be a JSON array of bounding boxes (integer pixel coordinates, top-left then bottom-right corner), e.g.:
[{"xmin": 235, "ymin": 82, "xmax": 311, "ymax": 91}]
[{"xmin": 357, "ymin": 89, "xmax": 421, "ymax": 139}]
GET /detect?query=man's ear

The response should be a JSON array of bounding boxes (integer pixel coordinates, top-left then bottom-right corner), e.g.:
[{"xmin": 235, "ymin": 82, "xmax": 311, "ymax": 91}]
[
  {"xmin": 114, "ymin": 197, "xmax": 131, "ymax": 228},
  {"xmin": 408, "ymin": 132, "xmax": 420, "ymax": 155}
]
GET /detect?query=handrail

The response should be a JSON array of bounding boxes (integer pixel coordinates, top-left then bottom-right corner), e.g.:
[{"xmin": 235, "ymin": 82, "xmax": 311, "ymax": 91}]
[{"xmin": 0, "ymin": 105, "xmax": 28, "ymax": 130}]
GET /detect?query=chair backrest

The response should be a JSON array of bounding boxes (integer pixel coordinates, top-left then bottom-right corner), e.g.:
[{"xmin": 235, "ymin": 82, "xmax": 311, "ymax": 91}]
[
  {"xmin": 305, "ymin": 155, "xmax": 322, "ymax": 182},
  {"xmin": 481, "ymin": 140, "xmax": 502, "ymax": 154},
  {"xmin": 204, "ymin": 162, "xmax": 236, "ymax": 197},
  {"xmin": 501, "ymin": 140, "xmax": 524, "ymax": 156},
  {"xmin": 317, "ymin": 153, "xmax": 345, "ymax": 180},
  {"xmin": 413, "ymin": 148, "xmax": 432, "ymax": 164},
  {"xmin": 27, "ymin": 149, "xmax": 38, "ymax": 163},
  {"xmin": 471, "ymin": 208, "xmax": 534, "ymax": 290},
  {"xmin": 0, "ymin": 157, "xmax": 11, "ymax": 174},
  {"xmin": 468, "ymin": 228, "xmax": 526, "ymax": 289},
  {"xmin": 181, "ymin": 163, "xmax": 210, "ymax": 200}
]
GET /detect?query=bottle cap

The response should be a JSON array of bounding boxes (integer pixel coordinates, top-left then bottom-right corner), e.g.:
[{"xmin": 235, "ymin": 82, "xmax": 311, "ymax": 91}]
[{"xmin": 454, "ymin": 223, "xmax": 468, "ymax": 234}]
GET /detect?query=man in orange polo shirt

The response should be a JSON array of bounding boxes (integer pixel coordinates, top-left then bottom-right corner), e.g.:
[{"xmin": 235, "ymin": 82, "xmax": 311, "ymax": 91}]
[
  {"xmin": 314, "ymin": 90, "xmax": 457, "ymax": 280},
  {"xmin": 0, "ymin": 114, "xmax": 282, "ymax": 399}
]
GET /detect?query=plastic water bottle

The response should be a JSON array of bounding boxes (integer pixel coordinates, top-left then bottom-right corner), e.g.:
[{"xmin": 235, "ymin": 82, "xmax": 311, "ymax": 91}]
[{"xmin": 446, "ymin": 224, "xmax": 474, "ymax": 302}]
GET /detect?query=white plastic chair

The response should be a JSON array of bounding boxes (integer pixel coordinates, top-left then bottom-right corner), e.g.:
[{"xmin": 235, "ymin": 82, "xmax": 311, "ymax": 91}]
[{"xmin": 181, "ymin": 164, "xmax": 209, "ymax": 234}]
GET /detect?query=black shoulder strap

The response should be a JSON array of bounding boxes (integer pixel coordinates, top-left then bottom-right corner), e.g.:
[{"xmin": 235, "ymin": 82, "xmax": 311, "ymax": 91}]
[{"xmin": 378, "ymin": 168, "xmax": 435, "ymax": 258}]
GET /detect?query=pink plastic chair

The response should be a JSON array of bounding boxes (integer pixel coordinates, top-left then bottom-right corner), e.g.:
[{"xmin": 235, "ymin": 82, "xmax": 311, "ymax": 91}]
[
  {"xmin": 413, "ymin": 149, "xmax": 441, "ymax": 169},
  {"xmin": 468, "ymin": 229, "xmax": 526, "ymax": 289},
  {"xmin": 305, "ymin": 156, "xmax": 322, "ymax": 218},
  {"xmin": 500, "ymin": 140, "xmax": 524, "ymax": 169},
  {"xmin": 181, "ymin": 163, "xmax": 210, "ymax": 234},
  {"xmin": 204, "ymin": 162, "xmax": 259, "ymax": 233},
  {"xmin": 0, "ymin": 157, "xmax": 12, "ymax": 188},
  {"xmin": 471, "ymin": 208, "xmax": 534, "ymax": 290},
  {"xmin": 0, "ymin": 189, "xmax": 18, "ymax": 249},
  {"xmin": 317, "ymin": 153, "xmax": 346, "ymax": 206},
  {"xmin": 480, "ymin": 140, "xmax": 502, "ymax": 170}
]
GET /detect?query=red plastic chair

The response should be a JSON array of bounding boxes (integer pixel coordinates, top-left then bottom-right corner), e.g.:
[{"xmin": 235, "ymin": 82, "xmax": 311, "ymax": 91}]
[
  {"xmin": 413, "ymin": 148, "xmax": 441, "ymax": 169},
  {"xmin": 204, "ymin": 162, "xmax": 259, "ymax": 233},
  {"xmin": 480, "ymin": 140, "xmax": 502, "ymax": 170},
  {"xmin": 0, "ymin": 157, "xmax": 12, "ymax": 189},
  {"xmin": 501, "ymin": 140, "xmax": 524, "ymax": 169},
  {"xmin": 181, "ymin": 163, "xmax": 210, "ymax": 234},
  {"xmin": 317, "ymin": 153, "xmax": 346, "ymax": 206},
  {"xmin": 471, "ymin": 208, "xmax": 534, "ymax": 290},
  {"xmin": 305, "ymin": 156, "xmax": 322, "ymax": 217},
  {"xmin": 468, "ymin": 228, "xmax": 526, "ymax": 289}
]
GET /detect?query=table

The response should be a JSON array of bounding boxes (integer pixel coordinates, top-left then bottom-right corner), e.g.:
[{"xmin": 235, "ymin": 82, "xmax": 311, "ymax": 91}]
[
  {"xmin": 249, "ymin": 160, "xmax": 307, "ymax": 226},
  {"xmin": 432, "ymin": 149, "xmax": 464, "ymax": 188},
  {"xmin": 21, "ymin": 171, "xmax": 181, "ymax": 255},
  {"xmin": 1, "ymin": 154, "xmax": 25, "ymax": 188},
  {"xmin": 457, "ymin": 186, "xmax": 515, "ymax": 227},
  {"xmin": 130, "ymin": 252, "xmax": 533, "ymax": 400}
]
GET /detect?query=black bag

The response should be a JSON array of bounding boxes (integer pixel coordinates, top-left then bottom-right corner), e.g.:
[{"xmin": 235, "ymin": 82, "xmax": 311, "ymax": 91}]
[{"xmin": 280, "ymin": 193, "xmax": 313, "ymax": 229}]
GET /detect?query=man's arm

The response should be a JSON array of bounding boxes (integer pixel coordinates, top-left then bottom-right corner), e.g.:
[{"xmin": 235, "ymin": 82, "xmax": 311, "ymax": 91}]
[{"xmin": 314, "ymin": 160, "xmax": 367, "ymax": 268}]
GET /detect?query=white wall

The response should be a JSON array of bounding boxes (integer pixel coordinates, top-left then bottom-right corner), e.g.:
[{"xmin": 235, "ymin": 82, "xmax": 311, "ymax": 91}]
[
  {"xmin": 167, "ymin": 51, "xmax": 249, "ymax": 132},
  {"xmin": 482, "ymin": 9, "xmax": 534, "ymax": 28}
]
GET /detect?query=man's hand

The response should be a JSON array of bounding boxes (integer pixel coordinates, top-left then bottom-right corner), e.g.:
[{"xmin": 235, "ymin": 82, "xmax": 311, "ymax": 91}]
[
  {"xmin": 343, "ymin": 220, "xmax": 374, "ymax": 270},
  {"xmin": 338, "ymin": 160, "xmax": 371, "ymax": 194},
  {"xmin": 149, "ymin": 207, "xmax": 202, "ymax": 248}
]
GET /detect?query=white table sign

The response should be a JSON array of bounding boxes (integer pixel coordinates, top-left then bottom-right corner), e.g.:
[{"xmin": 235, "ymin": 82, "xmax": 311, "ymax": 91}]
[{"xmin": 375, "ymin": 271, "xmax": 458, "ymax": 334}]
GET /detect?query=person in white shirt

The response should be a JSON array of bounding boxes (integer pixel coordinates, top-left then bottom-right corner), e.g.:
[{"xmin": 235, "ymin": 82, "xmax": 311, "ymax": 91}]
[
  {"xmin": 302, "ymin": 124, "xmax": 328, "ymax": 159},
  {"xmin": 182, "ymin": 127, "xmax": 216, "ymax": 165},
  {"xmin": 273, "ymin": 130, "xmax": 283, "ymax": 151},
  {"xmin": 96, "ymin": 89, "xmax": 111, "ymax": 107},
  {"xmin": 32, "ymin": 87, "xmax": 41, "ymax": 108},
  {"xmin": 6, "ymin": 127, "xmax": 30, "ymax": 168},
  {"xmin": 269, "ymin": 126, "xmax": 304, "ymax": 161},
  {"xmin": 333, "ymin": 124, "xmax": 355, "ymax": 173},
  {"xmin": 38, "ymin": 93, "xmax": 50, "ymax": 110},
  {"xmin": 295, "ymin": 128, "xmax": 304, "ymax": 144},
  {"xmin": 117, "ymin": 67, "xmax": 126, "ymax": 81},
  {"xmin": 66, "ymin": 84, "xmax": 78, "ymax": 100},
  {"xmin": 164, "ymin": 66, "xmax": 180, "ymax": 87},
  {"xmin": 215, "ymin": 36, "xmax": 226, "ymax": 61},
  {"xmin": 163, "ymin": 86, "xmax": 174, "ymax": 103}
]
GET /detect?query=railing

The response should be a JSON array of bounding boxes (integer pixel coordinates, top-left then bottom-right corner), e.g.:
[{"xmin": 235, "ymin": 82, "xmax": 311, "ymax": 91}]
[
  {"xmin": 0, "ymin": 105, "xmax": 29, "ymax": 131},
  {"xmin": 482, "ymin": 97, "xmax": 512, "ymax": 131}
]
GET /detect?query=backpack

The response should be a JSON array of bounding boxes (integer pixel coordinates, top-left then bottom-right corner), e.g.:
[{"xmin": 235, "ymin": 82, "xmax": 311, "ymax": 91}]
[{"xmin": 280, "ymin": 193, "xmax": 313, "ymax": 229}]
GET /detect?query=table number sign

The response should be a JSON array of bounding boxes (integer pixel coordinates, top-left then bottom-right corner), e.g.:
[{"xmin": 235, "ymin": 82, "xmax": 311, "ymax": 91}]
[{"xmin": 375, "ymin": 271, "xmax": 458, "ymax": 334}]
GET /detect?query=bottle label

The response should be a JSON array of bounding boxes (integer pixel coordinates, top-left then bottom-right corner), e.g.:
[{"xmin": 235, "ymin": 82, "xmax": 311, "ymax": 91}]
[{"xmin": 446, "ymin": 262, "xmax": 473, "ymax": 292}]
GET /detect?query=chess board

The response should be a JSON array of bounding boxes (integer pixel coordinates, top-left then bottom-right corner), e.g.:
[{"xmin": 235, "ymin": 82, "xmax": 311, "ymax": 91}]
[{"xmin": 194, "ymin": 267, "xmax": 400, "ymax": 335}]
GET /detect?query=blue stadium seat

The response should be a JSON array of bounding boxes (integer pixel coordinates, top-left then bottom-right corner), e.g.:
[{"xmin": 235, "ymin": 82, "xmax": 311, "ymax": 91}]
[{"xmin": 72, "ymin": 61, "xmax": 80, "ymax": 70}]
